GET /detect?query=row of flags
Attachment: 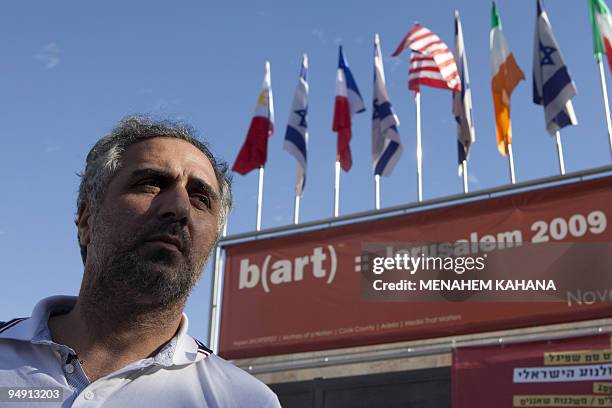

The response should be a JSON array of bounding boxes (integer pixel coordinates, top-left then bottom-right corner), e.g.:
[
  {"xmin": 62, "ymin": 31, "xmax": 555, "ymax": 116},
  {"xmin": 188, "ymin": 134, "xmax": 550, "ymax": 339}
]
[{"xmin": 232, "ymin": 0, "xmax": 612, "ymax": 230}]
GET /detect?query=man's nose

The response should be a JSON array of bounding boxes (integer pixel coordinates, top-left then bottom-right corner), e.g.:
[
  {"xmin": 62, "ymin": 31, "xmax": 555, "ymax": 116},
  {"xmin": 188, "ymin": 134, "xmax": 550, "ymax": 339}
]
[{"xmin": 156, "ymin": 184, "xmax": 190, "ymax": 224}]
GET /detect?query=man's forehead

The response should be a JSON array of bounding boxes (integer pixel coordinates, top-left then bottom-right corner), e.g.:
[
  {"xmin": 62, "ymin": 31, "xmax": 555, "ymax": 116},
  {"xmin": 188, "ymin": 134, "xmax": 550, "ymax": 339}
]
[{"xmin": 120, "ymin": 137, "xmax": 219, "ymax": 190}]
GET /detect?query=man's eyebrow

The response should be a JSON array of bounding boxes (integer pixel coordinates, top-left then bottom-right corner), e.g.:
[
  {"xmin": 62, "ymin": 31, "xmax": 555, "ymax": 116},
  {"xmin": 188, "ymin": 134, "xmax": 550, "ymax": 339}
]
[
  {"xmin": 190, "ymin": 178, "xmax": 220, "ymax": 204},
  {"xmin": 130, "ymin": 168, "xmax": 220, "ymax": 203},
  {"xmin": 130, "ymin": 168, "xmax": 173, "ymax": 180}
]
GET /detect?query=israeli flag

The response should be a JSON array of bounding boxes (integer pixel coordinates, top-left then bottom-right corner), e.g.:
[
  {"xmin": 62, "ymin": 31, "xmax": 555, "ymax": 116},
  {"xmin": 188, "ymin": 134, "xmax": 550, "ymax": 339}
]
[
  {"xmin": 372, "ymin": 34, "xmax": 402, "ymax": 176},
  {"xmin": 284, "ymin": 54, "xmax": 309, "ymax": 195},
  {"xmin": 452, "ymin": 11, "xmax": 476, "ymax": 174},
  {"xmin": 533, "ymin": 0, "xmax": 578, "ymax": 135}
]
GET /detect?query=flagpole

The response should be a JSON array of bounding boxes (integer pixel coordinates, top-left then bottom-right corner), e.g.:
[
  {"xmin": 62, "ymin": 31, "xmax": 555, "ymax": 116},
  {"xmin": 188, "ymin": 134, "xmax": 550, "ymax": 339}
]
[
  {"xmin": 415, "ymin": 91, "xmax": 423, "ymax": 202},
  {"xmin": 256, "ymin": 166, "xmax": 264, "ymax": 231},
  {"xmin": 597, "ymin": 58, "xmax": 612, "ymax": 159},
  {"xmin": 374, "ymin": 174, "xmax": 381, "ymax": 210},
  {"xmin": 461, "ymin": 160, "xmax": 469, "ymax": 193},
  {"xmin": 208, "ymin": 223, "xmax": 227, "ymax": 352},
  {"xmin": 506, "ymin": 142, "xmax": 516, "ymax": 184},
  {"xmin": 293, "ymin": 194, "xmax": 300, "ymax": 224},
  {"xmin": 554, "ymin": 131, "xmax": 566, "ymax": 175},
  {"xmin": 334, "ymin": 160, "xmax": 340, "ymax": 217}
]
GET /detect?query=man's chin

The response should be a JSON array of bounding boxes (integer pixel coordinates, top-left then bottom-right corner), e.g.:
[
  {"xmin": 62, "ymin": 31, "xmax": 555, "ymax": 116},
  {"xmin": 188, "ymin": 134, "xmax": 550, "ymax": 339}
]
[
  {"xmin": 128, "ymin": 292, "xmax": 185, "ymax": 310},
  {"xmin": 121, "ymin": 267, "xmax": 192, "ymax": 309}
]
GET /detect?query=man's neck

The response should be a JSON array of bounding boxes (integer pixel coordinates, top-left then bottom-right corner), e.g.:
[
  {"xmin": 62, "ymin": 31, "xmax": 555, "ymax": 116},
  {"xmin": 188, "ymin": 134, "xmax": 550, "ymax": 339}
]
[{"xmin": 48, "ymin": 296, "xmax": 184, "ymax": 382}]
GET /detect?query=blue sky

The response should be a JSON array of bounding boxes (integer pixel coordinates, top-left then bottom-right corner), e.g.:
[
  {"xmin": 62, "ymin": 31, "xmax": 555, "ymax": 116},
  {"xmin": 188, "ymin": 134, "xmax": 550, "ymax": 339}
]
[{"xmin": 1, "ymin": 0, "xmax": 610, "ymax": 345}]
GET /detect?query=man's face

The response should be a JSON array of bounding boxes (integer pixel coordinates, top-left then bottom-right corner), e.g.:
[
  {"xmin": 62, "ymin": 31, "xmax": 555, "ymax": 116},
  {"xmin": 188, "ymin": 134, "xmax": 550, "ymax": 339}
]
[{"xmin": 82, "ymin": 137, "xmax": 221, "ymax": 310}]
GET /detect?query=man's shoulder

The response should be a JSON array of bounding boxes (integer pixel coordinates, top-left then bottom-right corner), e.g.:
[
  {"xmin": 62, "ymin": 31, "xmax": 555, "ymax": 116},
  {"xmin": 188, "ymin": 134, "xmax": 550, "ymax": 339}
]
[
  {"xmin": 187, "ymin": 337, "xmax": 280, "ymax": 407},
  {"xmin": 199, "ymin": 352, "xmax": 255, "ymax": 380},
  {"xmin": 0, "ymin": 317, "xmax": 38, "ymax": 380}
]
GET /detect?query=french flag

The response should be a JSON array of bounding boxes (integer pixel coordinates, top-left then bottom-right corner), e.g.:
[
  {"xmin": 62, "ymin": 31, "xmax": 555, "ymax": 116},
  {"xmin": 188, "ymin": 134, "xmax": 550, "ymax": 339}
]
[{"xmin": 333, "ymin": 46, "xmax": 365, "ymax": 172}]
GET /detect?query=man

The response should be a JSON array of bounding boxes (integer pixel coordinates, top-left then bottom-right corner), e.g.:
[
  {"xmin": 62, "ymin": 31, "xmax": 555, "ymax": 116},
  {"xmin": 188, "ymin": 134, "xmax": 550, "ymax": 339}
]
[{"xmin": 0, "ymin": 117, "xmax": 280, "ymax": 407}]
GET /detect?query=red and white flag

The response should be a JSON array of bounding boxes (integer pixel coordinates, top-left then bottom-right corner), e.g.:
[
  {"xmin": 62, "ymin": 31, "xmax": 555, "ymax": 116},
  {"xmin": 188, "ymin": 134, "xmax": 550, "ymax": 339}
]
[
  {"xmin": 392, "ymin": 24, "xmax": 461, "ymax": 92},
  {"xmin": 232, "ymin": 62, "xmax": 275, "ymax": 175}
]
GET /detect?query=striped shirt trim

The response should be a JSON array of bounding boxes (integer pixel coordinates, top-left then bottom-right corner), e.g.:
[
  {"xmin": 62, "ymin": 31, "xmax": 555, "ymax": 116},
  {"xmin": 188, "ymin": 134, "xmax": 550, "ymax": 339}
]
[
  {"xmin": 0, "ymin": 318, "xmax": 28, "ymax": 334},
  {"xmin": 194, "ymin": 338, "xmax": 213, "ymax": 356}
]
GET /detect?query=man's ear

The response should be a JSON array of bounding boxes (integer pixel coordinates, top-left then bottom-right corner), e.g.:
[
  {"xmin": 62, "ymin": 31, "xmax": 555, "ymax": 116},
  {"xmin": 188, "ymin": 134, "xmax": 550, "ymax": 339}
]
[{"xmin": 77, "ymin": 204, "xmax": 92, "ymax": 247}]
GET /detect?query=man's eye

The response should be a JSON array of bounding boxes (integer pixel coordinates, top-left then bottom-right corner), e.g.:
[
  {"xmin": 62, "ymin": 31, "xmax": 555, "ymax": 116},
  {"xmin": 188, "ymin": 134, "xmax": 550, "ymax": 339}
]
[
  {"xmin": 137, "ymin": 179, "xmax": 162, "ymax": 190},
  {"xmin": 192, "ymin": 194, "xmax": 211, "ymax": 209}
]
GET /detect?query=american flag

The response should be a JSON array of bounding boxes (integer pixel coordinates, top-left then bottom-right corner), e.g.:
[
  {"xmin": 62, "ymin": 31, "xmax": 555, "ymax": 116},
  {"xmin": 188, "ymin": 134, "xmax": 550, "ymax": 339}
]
[{"xmin": 392, "ymin": 24, "xmax": 461, "ymax": 92}]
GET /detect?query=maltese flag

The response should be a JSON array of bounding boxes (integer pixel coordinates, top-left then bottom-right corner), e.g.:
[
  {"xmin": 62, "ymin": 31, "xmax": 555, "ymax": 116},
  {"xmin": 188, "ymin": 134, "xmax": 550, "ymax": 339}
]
[{"xmin": 232, "ymin": 61, "xmax": 275, "ymax": 175}]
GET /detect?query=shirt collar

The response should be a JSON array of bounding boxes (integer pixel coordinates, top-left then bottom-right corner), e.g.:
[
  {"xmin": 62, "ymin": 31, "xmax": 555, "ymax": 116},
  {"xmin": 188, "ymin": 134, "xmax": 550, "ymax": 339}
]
[
  {"xmin": 0, "ymin": 295, "xmax": 209, "ymax": 366},
  {"xmin": 0, "ymin": 295, "xmax": 75, "ymax": 342},
  {"xmin": 167, "ymin": 313, "xmax": 211, "ymax": 366}
]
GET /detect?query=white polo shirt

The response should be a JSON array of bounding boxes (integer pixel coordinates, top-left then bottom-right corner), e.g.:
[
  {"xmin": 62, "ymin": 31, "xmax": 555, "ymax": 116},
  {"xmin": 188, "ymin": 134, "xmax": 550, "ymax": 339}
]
[{"xmin": 0, "ymin": 296, "xmax": 280, "ymax": 407}]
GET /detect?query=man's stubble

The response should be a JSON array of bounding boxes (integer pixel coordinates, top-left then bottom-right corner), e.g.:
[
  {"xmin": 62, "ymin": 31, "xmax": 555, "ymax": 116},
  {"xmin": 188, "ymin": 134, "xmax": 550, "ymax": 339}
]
[{"xmin": 80, "ymin": 209, "xmax": 208, "ymax": 328}]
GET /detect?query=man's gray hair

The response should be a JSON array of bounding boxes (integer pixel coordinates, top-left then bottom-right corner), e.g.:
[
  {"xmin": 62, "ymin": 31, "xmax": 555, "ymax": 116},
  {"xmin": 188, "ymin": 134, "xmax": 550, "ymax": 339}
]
[{"xmin": 76, "ymin": 116, "xmax": 232, "ymax": 263}]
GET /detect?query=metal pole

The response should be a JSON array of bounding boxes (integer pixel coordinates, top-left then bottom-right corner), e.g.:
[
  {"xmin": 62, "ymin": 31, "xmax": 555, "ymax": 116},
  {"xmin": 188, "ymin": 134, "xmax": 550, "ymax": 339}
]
[
  {"xmin": 597, "ymin": 58, "xmax": 612, "ymax": 159},
  {"xmin": 507, "ymin": 142, "xmax": 516, "ymax": 184},
  {"xmin": 242, "ymin": 321, "xmax": 612, "ymax": 375},
  {"xmin": 207, "ymin": 244, "xmax": 220, "ymax": 349},
  {"xmin": 256, "ymin": 166, "xmax": 264, "ymax": 231},
  {"xmin": 461, "ymin": 160, "xmax": 469, "ymax": 194},
  {"xmin": 374, "ymin": 174, "xmax": 381, "ymax": 210},
  {"xmin": 208, "ymin": 223, "xmax": 227, "ymax": 352},
  {"xmin": 415, "ymin": 91, "xmax": 423, "ymax": 202},
  {"xmin": 334, "ymin": 160, "xmax": 340, "ymax": 217},
  {"xmin": 219, "ymin": 165, "xmax": 612, "ymax": 244},
  {"xmin": 293, "ymin": 194, "xmax": 300, "ymax": 224},
  {"xmin": 555, "ymin": 131, "xmax": 566, "ymax": 176}
]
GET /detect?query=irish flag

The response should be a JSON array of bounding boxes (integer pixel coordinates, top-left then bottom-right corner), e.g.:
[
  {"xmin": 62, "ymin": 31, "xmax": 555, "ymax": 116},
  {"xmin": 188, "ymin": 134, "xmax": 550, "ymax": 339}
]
[
  {"xmin": 490, "ymin": 1, "xmax": 524, "ymax": 156},
  {"xmin": 589, "ymin": 0, "xmax": 612, "ymax": 72}
]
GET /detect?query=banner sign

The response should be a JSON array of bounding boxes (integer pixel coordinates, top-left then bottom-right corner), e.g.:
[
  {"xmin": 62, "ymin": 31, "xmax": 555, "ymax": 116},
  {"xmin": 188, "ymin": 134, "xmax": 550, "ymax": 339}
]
[
  {"xmin": 219, "ymin": 176, "xmax": 612, "ymax": 359},
  {"xmin": 452, "ymin": 334, "xmax": 612, "ymax": 407}
]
